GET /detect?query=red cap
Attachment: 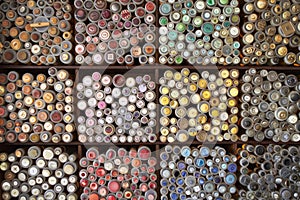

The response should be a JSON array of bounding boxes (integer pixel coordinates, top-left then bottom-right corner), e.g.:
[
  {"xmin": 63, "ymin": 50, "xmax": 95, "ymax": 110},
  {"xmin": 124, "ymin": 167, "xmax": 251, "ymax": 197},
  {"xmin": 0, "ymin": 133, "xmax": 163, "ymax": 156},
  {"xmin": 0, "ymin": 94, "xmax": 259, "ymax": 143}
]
[
  {"xmin": 145, "ymin": 2, "xmax": 155, "ymax": 12},
  {"xmin": 0, "ymin": 107, "xmax": 5, "ymax": 116},
  {"xmin": 96, "ymin": 168, "xmax": 106, "ymax": 177},
  {"xmin": 107, "ymin": 195, "xmax": 116, "ymax": 200}
]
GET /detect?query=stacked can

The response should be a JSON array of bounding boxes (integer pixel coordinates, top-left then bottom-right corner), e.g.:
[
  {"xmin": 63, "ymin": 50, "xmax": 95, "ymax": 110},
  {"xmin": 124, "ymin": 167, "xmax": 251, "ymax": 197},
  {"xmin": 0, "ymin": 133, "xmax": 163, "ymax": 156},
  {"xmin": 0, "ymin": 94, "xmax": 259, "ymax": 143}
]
[
  {"xmin": 74, "ymin": 0, "xmax": 156, "ymax": 65},
  {"xmin": 238, "ymin": 144, "xmax": 300, "ymax": 200},
  {"xmin": 0, "ymin": 0, "xmax": 73, "ymax": 64},
  {"xmin": 76, "ymin": 73, "xmax": 157, "ymax": 143},
  {"xmin": 241, "ymin": 0, "xmax": 300, "ymax": 65},
  {"xmin": 158, "ymin": 0, "xmax": 241, "ymax": 65},
  {"xmin": 0, "ymin": 146, "xmax": 78, "ymax": 200},
  {"xmin": 240, "ymin": 68, "xmax": 300, "ymax": 142},
  {"xmin": 159, "ymin": 68, "xmax": 239, "ymax": 143},
  {"xmin": 79, "ymin": 146, "xmax": 157, "ymax": 200},
  {"xmin": 160, "ymin": 145, "xmax": 237, "ymax": 200},
  {"xmin": 0, "ymin": 67, "xmax": 75, "ymax": 143}
]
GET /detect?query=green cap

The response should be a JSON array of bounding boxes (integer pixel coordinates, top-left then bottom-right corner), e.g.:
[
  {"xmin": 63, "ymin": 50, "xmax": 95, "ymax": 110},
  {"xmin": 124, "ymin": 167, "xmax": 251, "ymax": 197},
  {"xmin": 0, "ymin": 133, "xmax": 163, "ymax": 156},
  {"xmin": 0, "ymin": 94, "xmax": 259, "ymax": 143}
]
[
  {"xmin": 224, "ymin": 6, "xmax": 233, "ymax": 15},
  {"xmin": 193, "ymin": 16, "xmax": 203, "ymax": 27},
  {"xmin": 223, "ymin": 21, "xmax": 231, "ymax": 28},
  {"xmin": 159, "ymin": 17, "xmax": 168, "ymax": 26},
  {"xmin": 219, "ymin": 0, "xmax": 229, "ymax": 5},
  {"xmin": 176, "ymin": 23, "xmax": 186, "ymax": 32},
  {"xmin": 168, "ymin": 31, "xmax": 178, "ymax": 40},
  {"xmin": 206, "ymin": 0, "xmax": 215, "ymax": 7},
  {"xmin": 175, "ymin": 56, "xmax": 183, "ymax": 64},
  {"xmin": 233, "ymin": 41, "xmax": 240, "ymax": 49},
  {"xmin": 231, "ymin": 15, "xmax": 240, "ymax": 24},
  {"xmin": 186, "ymin": 33, "xmax": 196, "ymax": 43},
  {"xmin": 182, "ymin": 15, "xmax": 191, "ymax": 24},
  {"xmin": 168, "ymin": 40, "xmax": 176, "ymax": 48},
  {"xmin": 202, "ymin": 23, "xmax": 214, "ymax": 35},
  {"xmin": 185, "ymin": 1, "xmax": 193, "ymax": 8}
]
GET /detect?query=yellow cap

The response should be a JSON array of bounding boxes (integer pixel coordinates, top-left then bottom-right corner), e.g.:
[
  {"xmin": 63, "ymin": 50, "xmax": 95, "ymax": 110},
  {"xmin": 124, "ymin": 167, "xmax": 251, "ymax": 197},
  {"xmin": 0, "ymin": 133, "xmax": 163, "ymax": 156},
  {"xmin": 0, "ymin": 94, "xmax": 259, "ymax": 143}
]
[
  {"xmin": 65, "ymin": 124, "xmax": 75, "ymax": 132},
  {"xmin": 179, "ymin": 96, "xmax": 189, "ymax": 106},
  {"xmin": 162, "ymin": 107, "xmax": 172, "ymax": 116},
  {"xmin": 170, "ymin": 118, "xmax": 177, "ymax": 124},
  {"xmin": 190, "ymin": 73, "xmax": 199, "ymax": 82},
  {"xmin": 174, "ymin": 72, "xmax": 182, "ymax": 81},
  {"xmin": 189, "ymin": 130, "xmax": 197, "ymax": 137},
  {"xmin": 210, "ymin": 109, "xmax": 219, "ymax": 118},
  {"xmin": 199, "ymin": 102, "xmax": 209, "ymax": 113},
  {"xmin": 188, "ymin": 83, "xmax": 197, "ymax": 92},
  {"xmin": 201, "ymin": 90, "xmax": 211, "ymax": 100},
  {"xmin": 229, "ymin": 87, "xmax": 239, "ymax": 97},
  {"xmin": 203, "ymin": 123, "xmax": 211, "ymax": 131},
  {"xmin": 161, "ymin": 128, "xmax": 169, "ymax": 136},
  {"xmin": 170, "ymin": 126, "xmax": 178, "ymax": 133},
  {"xmin": 198, "ymin": 79, "xmax": 207, "ymax": 89},
  {"xmin": 230, "ymin": 126, "xmax": 238, "ymax": 134},
  {"xmin": 220, "ymin": 69, "xmax": 230, "ymax": 79},
  {"xmin": 224, "ymin": 79, "xmax": 233, "ymax": 87},
  {"xmin": 227, "ymin": 98, "xmax": 237, "ymax": 107},
  {"xmin": 221, "ymin": 122, "xmax": 229, "ymax": 131},
  {"xmin": 170, "ymin": 100, "xmax": 178, "ymax": 109},
  {"xmin": 0, "ymin": 86, "xmax": 5, "ymax": 96},
  {"xmin": 230, "ymin": 69, "xmax": 239, "ymax": 79},
  {"xmin": 160, "ymin": 95, "xmax": 170, "ymax": 106},
  {"xmin": 160, "ymin": 86, "xmax": 169, "ymax": 95},
  {"xmin": 230, "ymin": 115, "xmax": 238, "ymax": 124},
  {"xmin": 164, "ymin": 70, "xmax": 173, "ymax": 79},
  {"xmin": 198, "ymin": 115, "xmax": 207, "ymax": 124},
  {"xmin": 183, "ymin": 77, "xmax": 189, "ymax": 84},
  {"xmin": 181, "ymin": 68, "xmax": 190, "ymax": 76}
]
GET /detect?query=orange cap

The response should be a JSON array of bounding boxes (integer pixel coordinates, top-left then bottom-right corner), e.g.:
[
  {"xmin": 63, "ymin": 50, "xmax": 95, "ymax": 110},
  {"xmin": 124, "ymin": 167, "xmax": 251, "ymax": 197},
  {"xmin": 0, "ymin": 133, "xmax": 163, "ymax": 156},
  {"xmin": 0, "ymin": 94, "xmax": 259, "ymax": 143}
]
[{"xmin": 89, "ymin": 194, "xmax": 99, "ymax": 200}]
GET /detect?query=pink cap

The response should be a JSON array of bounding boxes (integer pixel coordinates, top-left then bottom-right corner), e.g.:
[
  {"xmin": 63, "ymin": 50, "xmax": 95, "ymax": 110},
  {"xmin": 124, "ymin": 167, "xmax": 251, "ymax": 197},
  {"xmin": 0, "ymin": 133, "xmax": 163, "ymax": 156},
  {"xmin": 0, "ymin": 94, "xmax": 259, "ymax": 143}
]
[
  {"xmin": 108, "ymin": 181, "xmax": 120, "ymax": 193},
  {"xmin": 98, "ymin": 101, "xmax": 106, "ymax": 109}
]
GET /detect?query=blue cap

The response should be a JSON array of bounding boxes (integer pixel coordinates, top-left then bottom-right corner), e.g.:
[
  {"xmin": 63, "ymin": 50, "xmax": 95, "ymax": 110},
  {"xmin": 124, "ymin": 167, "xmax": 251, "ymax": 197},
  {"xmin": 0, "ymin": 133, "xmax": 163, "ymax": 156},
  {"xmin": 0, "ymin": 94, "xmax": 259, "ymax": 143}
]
[
  {"xmin": 181, "ymin": 171, "xmax": 187, "ymax": 177},
  {"xmin": 198, "ymin": 177, "xmax": 205, "ymax": 185},
  {"xmin": 214, "ymin": 176, "xmax": 221, "ymax": 184},
  {"xmin": 178, "ymin": 162, "xmax": 186, "ymax": 170},
  {"xmin": 215, "ymin": 24, "xmax": 222, "ymax": 31},
  {"xmin": 195, "ymin": 158, "xmax": 205, "ymax": 167},
  {"xmin": 177, "ymin": 187, "xmax": 184, "ymax": 194},
  {"xmin": 180, "ymin": 194, "xmax": 186, "ymax": 200},
  {"xmin": 181, "ymin": 147, "xmax": 191, "ymax": 157},
  {"xmin": 170, "ymin": 177, "xmax": 176, "ymax": 184},
  {"xmin": 200, "ymin": 147, "xmax": 210, "ymax": 157},
  {"xmin": 211, "ymin": 166, "xmax": 219, "ymax": 174},
  {"xmin": 161, "ymin": 179, "xmax": 168, "ymax": 187},
  {"xmin": 171, "ymin": 192, "xmax": 178, "ymax": 200},
  {"xmin": 224, "ymin": 155, "xmax": 230, "ymax": 162},
  {"xmin": 160, "ymin": 3, "xmax": 171, "ymax": 15},
  {"xmin": 228, "ymin": 163, "xmax": 237, "ymax": 173},
  {"xmin": 225, "ymin": 173, "xmax": 236, "ymax": 185},
  {"xmin": 194, "ymin": 172, "xmax": 200, "ymax": 178},
  {"xmin": 161, "ymin": 152, "xmax": 169, "ymax": 161},
  {"xmin": 201, "ymin": 168, "xmax": 208, "ymax": 175},
  {"xmin": 169, "ymin": 184, "xmax": 176, "ymax": 191},
  {"xmin": 177, "ymin": 178, "xmax": 184, "ymax": 186},
  {"xmin": 207, "ymin": 175, "xmax": 214, "ymax": 181}
]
